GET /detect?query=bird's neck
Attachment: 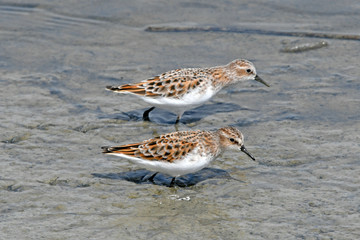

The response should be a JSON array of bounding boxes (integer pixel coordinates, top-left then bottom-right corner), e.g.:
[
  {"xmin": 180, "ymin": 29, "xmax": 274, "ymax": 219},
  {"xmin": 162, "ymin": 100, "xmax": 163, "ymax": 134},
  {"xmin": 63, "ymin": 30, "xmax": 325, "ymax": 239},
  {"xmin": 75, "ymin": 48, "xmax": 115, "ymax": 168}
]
[{"xmin": 209, "ymin": 67, "xmax": 233, "ymax": 90}]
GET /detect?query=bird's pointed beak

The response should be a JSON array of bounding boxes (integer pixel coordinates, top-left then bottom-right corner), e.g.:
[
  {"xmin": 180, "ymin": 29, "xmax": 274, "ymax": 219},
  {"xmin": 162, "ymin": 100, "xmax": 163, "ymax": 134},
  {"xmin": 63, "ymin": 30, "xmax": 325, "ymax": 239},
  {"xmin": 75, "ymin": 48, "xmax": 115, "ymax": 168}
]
[
  {"xmin": 241, "ymin": 145, "xmax": 256, "ymax": 161},
  {"xmin": 255, "ymin": 75, "xmax": 270, "ymax": 87}
]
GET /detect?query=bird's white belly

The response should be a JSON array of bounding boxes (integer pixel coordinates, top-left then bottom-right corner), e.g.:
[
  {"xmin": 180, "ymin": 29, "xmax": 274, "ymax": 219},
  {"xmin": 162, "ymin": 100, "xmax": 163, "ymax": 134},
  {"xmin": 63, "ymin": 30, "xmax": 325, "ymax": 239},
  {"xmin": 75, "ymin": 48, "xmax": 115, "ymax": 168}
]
[
  {"xmin": 117, "ymin": 149, "xmax": 214, "ymax": 177},
  {"xmin": 139, "ymin": 85, "xmax": 216, "ymax": 112}
]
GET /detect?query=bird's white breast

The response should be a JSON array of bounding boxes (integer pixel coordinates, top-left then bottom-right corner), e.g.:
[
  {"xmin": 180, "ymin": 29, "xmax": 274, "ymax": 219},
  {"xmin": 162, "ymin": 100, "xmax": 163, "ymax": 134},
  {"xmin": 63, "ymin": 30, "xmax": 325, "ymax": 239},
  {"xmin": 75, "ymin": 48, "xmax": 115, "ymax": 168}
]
[
  {"xmin": 109, "ymin": 146, "xmax": 215, "ymax": 177},
  {"xmin": 138, "ymin": 84, "xmax": 217, "ymax": 112}
]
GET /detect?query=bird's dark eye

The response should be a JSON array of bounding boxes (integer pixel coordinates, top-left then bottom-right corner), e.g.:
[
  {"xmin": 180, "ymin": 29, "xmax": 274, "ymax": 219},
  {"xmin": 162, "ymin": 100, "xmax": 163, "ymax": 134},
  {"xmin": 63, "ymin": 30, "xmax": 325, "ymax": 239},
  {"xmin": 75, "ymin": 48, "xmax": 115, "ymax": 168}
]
[
  {"xmin": 229, "ymin": 138, "xmax": 235, "ymax": 142},
  {"xmin": 246, "ymin": 69, "xmax": 252, "ymax": 73}
]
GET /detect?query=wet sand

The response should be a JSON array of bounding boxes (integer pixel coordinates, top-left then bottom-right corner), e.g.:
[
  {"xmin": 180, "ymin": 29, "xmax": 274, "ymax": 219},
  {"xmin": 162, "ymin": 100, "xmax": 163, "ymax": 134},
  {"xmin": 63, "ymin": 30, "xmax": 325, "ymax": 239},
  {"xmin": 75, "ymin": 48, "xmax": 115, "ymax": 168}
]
[{"xmin": 1, "ymin": 0, "xmax": 360, "ymax": 239}]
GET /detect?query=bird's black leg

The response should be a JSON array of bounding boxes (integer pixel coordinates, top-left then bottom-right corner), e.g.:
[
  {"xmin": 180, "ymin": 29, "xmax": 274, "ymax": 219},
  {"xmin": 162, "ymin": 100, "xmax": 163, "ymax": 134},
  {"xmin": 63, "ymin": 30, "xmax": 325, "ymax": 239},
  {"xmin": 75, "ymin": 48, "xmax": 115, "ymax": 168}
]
[
  {"xmin": 169, "ymin": 177, "xmax": 176, "ymax": 187},
  {"xmin": 143, "ymin": 107, "xmax": 155, "ymax": 121},
  {"xmin": 175, "ymin": 115, "xmax": 180, "ymax": 124},
  {"xmin": 147, "ymin": 172, "xmax": 158, "ymax": 183}
]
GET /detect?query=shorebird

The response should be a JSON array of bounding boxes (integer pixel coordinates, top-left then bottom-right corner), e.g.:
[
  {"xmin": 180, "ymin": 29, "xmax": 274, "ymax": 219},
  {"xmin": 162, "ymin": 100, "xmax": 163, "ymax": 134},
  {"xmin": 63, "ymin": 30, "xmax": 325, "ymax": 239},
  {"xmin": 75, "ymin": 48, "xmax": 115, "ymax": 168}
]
[
  {"xmin": 102, "ymin": 126, "xmax": 255, "ymax": 187},
  {"xmin": 106, "ymin": 59, "xmax": 269, "ymax": 124}
]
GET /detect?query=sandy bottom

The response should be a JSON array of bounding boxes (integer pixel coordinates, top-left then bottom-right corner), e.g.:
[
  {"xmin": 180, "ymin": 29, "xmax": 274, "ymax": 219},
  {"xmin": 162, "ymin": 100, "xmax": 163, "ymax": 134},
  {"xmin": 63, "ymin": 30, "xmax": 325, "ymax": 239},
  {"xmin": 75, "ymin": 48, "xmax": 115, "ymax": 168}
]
[{"xmin": 1, "ymin": 1, "xmax": 359, "ymax": 239}]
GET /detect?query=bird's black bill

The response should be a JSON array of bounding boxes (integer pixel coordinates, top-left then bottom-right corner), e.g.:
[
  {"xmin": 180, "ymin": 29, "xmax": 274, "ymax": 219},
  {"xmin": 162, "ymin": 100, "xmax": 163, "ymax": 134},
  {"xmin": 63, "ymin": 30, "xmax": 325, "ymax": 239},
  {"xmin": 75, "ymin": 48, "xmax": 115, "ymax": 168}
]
[
  {"xmin": 255, "ymin": 75, "xmax": 270, "ymax": 87},
  {"xmin": 241, "ymin": 145, "xmax": 256, "ymax": 161}
]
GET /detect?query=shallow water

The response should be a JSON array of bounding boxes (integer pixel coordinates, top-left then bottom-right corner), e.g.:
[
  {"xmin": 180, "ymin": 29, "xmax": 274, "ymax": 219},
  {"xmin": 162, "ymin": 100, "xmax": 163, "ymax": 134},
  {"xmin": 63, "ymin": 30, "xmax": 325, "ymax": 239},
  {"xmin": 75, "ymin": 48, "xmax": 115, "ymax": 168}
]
[{"xmin": 1, "ymin": 0, "xmax": 360, "ymax": 239}]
